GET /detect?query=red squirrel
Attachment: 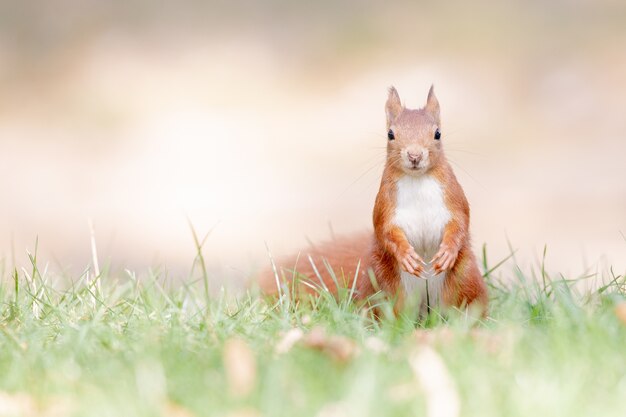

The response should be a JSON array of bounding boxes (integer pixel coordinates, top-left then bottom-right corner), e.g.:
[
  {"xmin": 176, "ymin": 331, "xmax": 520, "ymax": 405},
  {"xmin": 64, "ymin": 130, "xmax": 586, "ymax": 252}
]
[{"xmin": 260, "ymin": 86, "xmax": 488, "ymax": 315}]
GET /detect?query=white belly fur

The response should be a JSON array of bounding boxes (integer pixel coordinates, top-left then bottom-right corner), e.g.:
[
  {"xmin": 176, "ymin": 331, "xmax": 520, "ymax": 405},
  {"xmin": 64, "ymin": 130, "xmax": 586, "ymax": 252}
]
[{"xmin": 393, "ymin": 175, "xmax": 451, "ymax": 314}]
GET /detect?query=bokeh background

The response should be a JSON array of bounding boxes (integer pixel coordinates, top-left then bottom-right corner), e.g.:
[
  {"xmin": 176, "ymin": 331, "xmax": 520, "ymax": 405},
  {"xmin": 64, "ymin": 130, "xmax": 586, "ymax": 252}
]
[{"xmin": 1, "ymin": 0, "xmax": 625, "ymax": 287}]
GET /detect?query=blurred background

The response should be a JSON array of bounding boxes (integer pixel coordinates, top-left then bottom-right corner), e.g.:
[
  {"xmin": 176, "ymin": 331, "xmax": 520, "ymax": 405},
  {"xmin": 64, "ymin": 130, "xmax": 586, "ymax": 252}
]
[{"xmin": 1, "ymin": 0, "xmax": 625, "ymax": 288}]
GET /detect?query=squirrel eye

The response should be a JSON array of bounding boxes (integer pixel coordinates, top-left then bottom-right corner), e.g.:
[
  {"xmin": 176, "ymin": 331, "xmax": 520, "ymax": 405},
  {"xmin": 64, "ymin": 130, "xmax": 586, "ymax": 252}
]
[
  {"xmin": 387, "ymin": 129, "xmax": 395, "ymax": 140},
  {"xmin": 434, "ymin": 129, "xmax": 441, "ymax": 140}
]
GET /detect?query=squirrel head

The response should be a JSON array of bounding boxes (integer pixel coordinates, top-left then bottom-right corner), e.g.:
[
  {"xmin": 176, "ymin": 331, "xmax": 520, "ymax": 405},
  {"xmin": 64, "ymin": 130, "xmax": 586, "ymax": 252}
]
[{"xmin": 384, "ymin": 85, "xmax": 443, "ymax": 176}]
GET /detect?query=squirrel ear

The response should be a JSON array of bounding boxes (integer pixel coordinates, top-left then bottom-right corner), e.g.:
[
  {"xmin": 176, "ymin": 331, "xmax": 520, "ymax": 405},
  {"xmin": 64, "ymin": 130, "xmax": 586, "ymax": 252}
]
[
  {"xmin": 425, "ymin": 84, "xmax": 440, "ymax": 123},
  {"xmin": 385, "ymin": 86, "xmax": 403, "ymax": 127}
]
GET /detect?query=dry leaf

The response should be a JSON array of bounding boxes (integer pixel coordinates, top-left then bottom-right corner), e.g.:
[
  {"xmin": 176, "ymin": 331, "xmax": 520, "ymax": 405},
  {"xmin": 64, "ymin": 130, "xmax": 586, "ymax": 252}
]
[
  {"xmin": 409, "ymin": 346, "xmax": 460, "ymax": 417},
  {"xmin": 275, "ymin": 328, "xmax": 304, "ymax": 354},
  {"xmin": 223, "ymin": 338, "xmax": 257, "ymax": 398},
  {"xmin": 303, "ymin": 326, "xmax": 328, "ymax": 347},
  {"xmin": 615, "ymin": 303, "xmax": 626, "ymax": 325},
  {"xmin": 302, "ymin": 327, "xmax": 357, "ymax": 363}
]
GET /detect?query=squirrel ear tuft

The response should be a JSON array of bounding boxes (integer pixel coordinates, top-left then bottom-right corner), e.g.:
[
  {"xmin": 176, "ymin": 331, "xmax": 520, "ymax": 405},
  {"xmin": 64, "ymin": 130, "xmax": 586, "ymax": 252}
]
[
  {"xmin": 425, "ymin": 84, "xmax": 440, "ymax": 123},
  {"xmin": 385, "ymin": 86, "xmax": 403, "ymax": 127}
]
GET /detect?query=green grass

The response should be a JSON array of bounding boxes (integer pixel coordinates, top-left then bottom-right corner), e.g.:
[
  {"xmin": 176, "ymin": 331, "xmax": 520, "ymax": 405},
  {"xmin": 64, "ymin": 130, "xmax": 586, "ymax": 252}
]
[{"xmin": 0, "ymin": 245, "xmax": 625, "ymax": 417}]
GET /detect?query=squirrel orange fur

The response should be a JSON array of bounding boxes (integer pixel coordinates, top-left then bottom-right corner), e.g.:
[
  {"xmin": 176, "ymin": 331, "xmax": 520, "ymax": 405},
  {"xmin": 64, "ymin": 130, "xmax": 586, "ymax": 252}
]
[{"xmin": 260, "ymin": 86, "xmax": 488, "ymax": 315}]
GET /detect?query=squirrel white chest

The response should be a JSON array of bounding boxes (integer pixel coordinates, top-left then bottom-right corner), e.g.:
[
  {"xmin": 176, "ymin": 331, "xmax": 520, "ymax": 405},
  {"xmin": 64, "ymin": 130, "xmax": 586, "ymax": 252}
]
[
  {"xmin": 393, "ymin": 174, "xmax": 451, "ymax": 310},
  {"xmin": 393, "ymin": 174, "xmax": 451, "ymax": 257}
]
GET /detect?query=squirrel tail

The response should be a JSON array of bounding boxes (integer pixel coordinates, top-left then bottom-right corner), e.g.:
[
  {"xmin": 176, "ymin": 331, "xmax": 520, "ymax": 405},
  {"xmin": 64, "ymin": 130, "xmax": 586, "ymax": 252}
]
[{"xmin": 258, "ymin": 232, "xmax": 373, "ymax": 297}]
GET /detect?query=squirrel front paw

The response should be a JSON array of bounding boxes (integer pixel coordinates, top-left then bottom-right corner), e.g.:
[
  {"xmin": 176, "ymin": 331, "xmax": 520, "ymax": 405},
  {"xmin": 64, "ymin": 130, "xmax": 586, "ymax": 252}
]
[
  {"xmin": 432, "ymin": 243, "xmax": 459, "ymax": 274},
  {"xmin": 397, "ymin": 246, "xmax": 426, "ymax": 277}
]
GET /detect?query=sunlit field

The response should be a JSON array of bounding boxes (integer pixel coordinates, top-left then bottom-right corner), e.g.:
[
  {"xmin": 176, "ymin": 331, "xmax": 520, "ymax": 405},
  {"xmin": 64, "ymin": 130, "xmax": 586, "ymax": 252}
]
[{"xmin": 1, "ymin": 243, "xmax": 625, "ymax": 417}]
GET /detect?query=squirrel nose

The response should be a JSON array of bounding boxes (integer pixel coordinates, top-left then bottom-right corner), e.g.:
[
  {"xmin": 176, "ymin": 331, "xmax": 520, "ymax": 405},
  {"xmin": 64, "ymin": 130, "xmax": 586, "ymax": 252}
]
[{"xmin": 407, "ymin": 152, "xmax": 422, "ymax": 164}]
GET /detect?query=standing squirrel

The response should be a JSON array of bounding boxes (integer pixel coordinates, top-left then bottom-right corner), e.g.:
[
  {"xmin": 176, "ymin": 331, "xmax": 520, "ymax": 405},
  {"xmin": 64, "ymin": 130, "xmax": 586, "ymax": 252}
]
[{"xmin": 260, "ymin": 86, "xmax": 488, "ymax": 315}]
